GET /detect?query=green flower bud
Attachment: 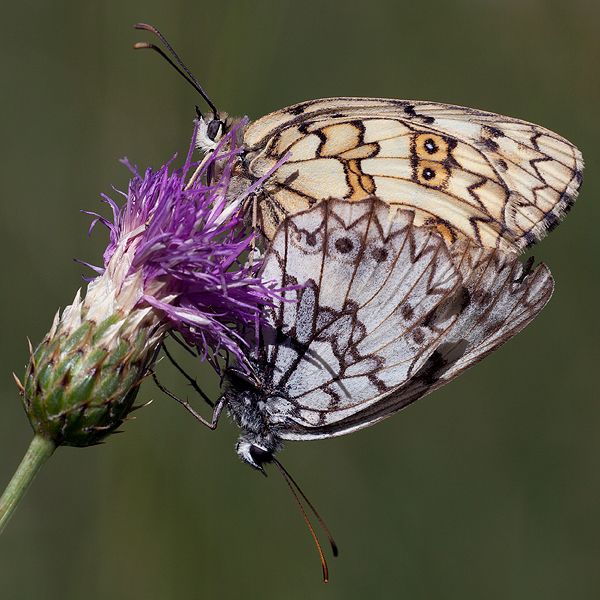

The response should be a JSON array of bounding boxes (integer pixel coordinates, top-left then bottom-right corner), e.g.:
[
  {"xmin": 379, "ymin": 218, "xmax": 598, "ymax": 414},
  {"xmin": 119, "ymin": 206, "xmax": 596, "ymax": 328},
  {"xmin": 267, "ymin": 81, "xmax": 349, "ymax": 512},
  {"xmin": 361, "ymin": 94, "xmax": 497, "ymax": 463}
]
[{"xmin": 20, "ymin": 272, "xmax": 164, "ymax": 447}]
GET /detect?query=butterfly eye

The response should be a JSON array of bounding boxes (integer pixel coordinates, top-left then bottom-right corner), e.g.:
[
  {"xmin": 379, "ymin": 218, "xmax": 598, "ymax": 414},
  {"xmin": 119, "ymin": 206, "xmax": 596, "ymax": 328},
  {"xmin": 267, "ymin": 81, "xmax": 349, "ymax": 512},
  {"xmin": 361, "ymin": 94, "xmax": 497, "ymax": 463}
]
[
  {"xmin": 249, "ymin": 444, "xmax": 274, "ymax": 467},
  {"xmin": 207, "ymin": 119, "xmax": 223, "ymax": 142}
]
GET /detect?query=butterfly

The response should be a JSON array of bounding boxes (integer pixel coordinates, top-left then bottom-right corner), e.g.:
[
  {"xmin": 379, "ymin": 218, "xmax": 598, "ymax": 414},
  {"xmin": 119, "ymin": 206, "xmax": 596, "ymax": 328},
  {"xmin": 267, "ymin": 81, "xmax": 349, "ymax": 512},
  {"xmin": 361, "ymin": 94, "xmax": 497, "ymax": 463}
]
[
  {"xmin": 133, "ymin": 24, "xmax": 582, "ymax": 253},
  {"xmin": 195, "ymin": 97, "xmax": 583, "ymax": 253},
  {"xmin": 201, "ymin": 196, "xmax": 554, "ymax": 471},
  {"xmin": 135, "ymin": 20, "xmax": 559, "ymax": 481}
]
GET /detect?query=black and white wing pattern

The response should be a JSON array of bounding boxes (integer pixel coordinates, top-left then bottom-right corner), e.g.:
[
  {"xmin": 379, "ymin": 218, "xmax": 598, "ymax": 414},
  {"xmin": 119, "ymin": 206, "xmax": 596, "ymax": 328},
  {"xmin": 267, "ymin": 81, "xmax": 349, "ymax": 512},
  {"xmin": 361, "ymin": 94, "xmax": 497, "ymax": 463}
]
[
  {"xmin": 223, "ymin": 197, "xmax": 553, "ymax": 469},
  {"xmin": 197, "ymin": 97, "xmax": 583, "ymax": 252},
  {"xmin": 301, "ymin": 241, "xmax": 555, "ymax": 437}
]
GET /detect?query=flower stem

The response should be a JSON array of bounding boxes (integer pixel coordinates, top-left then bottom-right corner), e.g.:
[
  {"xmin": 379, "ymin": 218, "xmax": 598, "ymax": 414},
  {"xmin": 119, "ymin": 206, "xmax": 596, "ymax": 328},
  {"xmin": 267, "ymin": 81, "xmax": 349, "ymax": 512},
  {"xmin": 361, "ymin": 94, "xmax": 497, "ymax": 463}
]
[{"xmin": 0, "ymin": 434, "xmax": 56, "ymax": 534}]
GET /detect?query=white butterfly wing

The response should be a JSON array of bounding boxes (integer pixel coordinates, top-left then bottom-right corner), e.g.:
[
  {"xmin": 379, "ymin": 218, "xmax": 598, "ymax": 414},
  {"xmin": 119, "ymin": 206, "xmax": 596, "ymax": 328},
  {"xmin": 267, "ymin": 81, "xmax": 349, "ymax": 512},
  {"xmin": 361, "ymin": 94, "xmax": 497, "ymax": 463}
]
[
  {"xmin": 409, "ymin": 241, "xmax": 555, "ymax": 390},
  {"xmin": 283, "ymin": 243, "xmax": 554, "ymax": 438},
  {"xmin": 256, "ymin": 198, "xmax": 464, "ymax": 437},
  {"xmin": 238, "ymin": 97, "xmax": 582, "ymax": 251}
]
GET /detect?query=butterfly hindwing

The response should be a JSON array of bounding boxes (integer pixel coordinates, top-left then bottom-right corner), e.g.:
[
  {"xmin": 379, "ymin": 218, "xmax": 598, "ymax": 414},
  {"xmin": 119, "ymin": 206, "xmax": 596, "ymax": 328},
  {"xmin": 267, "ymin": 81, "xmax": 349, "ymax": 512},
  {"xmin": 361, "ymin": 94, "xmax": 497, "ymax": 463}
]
[
  {"xmin": 421, "ymin": 241, "xmax": 555, "ymax": 386},
  {"xmin": 304, "ymin": 242, "xmax": 554, "ymax": 438},
  {"xmin": 224, "ymin": 197, "xmax": 555, "ymax": 472},
  {"xmin": 253, "ymin": 198, "xmax": 465, "ymax": 437}
]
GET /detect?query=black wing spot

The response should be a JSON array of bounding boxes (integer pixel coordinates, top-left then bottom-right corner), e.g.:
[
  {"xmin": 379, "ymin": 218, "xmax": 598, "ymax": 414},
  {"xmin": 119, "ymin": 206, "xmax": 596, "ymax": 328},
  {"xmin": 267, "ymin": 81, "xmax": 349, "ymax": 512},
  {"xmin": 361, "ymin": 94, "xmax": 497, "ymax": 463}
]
[
  {"xmin": 335, "ymin": 237, "xmax": 354, "ymax": 254},
  {"xmin": 412, "ymin": 329, "xmax": 425, "ymax": 345},
  {"xmin": 372, "ymin": 247, "xmax": 388, "ymax": 263},
  {"xmin": 422, "ymin": 167, "xmax": 436, "ymax": 181},
  {"xmin": 401, "ymin": 304, "xmax": 414, "ymax": 320},
  {"xmin": 424, "ymin": 138, "xmax": 439, "ymax": 154}
]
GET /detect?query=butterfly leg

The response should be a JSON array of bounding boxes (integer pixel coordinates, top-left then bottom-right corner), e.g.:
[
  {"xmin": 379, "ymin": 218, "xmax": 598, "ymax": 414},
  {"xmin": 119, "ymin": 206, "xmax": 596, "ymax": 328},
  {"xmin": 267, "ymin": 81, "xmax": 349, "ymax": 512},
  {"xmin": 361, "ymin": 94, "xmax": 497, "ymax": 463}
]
[
  {"xmin": 246, "ymin": 193, "xmax": 259, "ymax": 269},
  {"xmin": 151, "ymin": 370, "xmax": 226, "ymax": 429},
  {"xmin": 185, "ymin": 150, "xmax": 214, "ymax": 190},
  {"xmin": 172, "ymin": 392, "xmax": 226, "ymax": 429}
]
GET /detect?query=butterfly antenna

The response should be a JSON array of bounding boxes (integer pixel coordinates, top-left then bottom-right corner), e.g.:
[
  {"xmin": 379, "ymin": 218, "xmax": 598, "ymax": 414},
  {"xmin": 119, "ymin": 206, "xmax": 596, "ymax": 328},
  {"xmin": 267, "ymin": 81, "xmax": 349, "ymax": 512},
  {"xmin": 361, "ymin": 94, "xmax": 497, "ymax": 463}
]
[
  {"xmin": 271, "ymin": 458, "xmax": 338, "ymax": 582},
  {"xmin": 133, "ymin": 23, "xmax": 218, "ymax": 118}
]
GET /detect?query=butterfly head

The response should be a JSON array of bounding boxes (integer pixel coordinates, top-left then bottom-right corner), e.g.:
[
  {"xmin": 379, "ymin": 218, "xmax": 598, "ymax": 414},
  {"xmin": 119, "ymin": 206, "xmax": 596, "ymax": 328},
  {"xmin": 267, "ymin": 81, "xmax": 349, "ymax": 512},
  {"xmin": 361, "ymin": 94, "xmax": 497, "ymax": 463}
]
[{"xmin": 195, "ymin": 110, "xmax": 246, "ymax": 154}]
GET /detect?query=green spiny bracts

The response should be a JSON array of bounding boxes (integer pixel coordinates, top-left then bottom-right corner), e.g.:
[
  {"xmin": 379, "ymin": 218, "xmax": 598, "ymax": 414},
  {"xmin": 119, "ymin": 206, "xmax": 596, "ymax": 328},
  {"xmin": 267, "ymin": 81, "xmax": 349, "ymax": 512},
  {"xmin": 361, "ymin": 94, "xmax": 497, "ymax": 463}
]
[
  {"xmin": 1, "ymin": 120, "xmax": 288, "ymax": 534},
  {"xmin": 20, "ymin": 276, "xmax": 164, "ymax": 447},
  {"xmin": 22, "ymin": 312, "xmax": 156, "ymax": 448}
]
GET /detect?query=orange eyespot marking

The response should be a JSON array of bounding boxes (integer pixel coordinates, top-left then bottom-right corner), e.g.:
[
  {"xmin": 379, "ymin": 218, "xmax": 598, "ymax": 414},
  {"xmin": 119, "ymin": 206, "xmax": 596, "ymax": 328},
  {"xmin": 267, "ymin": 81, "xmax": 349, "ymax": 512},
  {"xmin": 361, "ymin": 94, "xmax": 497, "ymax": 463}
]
[
  {"xmin": 414, "ymin": 133, "xmax": 450, "ymax": 161},
  {"xmin": 415, "ymin": 160, "xmax": 450, "ymax": 187}
]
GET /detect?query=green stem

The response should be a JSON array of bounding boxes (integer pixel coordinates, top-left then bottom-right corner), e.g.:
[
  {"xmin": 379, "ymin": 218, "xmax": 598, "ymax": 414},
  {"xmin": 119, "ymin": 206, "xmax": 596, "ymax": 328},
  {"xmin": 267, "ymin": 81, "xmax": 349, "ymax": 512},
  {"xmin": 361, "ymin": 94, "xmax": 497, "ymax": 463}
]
[{"xmin": 0, "ymin": 435, "xmax": 56, "ymax": 534}]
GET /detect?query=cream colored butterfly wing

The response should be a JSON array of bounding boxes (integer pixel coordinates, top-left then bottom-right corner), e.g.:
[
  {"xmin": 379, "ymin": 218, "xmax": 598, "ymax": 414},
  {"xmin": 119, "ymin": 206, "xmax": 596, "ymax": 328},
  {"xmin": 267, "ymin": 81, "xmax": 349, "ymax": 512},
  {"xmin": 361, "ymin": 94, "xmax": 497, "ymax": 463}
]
[{"xmin": 232, "ymin": 97, "xmax": 582, "ymax": 251}]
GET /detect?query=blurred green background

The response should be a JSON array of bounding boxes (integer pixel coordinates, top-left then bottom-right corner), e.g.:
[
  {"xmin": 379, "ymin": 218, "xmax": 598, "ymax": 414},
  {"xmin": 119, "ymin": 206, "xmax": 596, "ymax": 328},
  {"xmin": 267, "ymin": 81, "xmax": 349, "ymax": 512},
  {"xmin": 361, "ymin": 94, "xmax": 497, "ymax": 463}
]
[{"xmin": 1, "ymin": 1, "xmax": 598, "ymax": 598}]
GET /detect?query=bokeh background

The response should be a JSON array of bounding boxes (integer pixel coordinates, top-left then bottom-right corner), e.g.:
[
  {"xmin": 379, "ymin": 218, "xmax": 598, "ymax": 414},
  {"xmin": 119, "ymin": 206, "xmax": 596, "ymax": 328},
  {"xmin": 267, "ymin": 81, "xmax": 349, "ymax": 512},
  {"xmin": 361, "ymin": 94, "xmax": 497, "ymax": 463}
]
[{"xmin": 1, "ymin": 1, "xmax": 598, "ymax": 598}]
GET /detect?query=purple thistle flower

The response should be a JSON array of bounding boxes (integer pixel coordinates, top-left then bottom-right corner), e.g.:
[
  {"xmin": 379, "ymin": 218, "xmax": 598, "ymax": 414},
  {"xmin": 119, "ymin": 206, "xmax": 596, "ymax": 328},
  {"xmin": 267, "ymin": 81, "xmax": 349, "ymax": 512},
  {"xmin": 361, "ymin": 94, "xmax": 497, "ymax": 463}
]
[
  {"xmin": 84, "ymin": 118, "xmax": 282, "ymax": 368},
  {"xmin": 19, "ymin": 119, "xmax": 287, "ymax": 448}
]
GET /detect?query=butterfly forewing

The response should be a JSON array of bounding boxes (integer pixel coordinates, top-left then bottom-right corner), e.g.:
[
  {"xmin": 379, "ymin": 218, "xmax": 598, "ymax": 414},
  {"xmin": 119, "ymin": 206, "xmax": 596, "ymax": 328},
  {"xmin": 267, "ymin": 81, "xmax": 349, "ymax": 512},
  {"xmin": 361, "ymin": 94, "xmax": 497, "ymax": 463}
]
[{"xmin": 228, "ymin": 97, "xmax": 582, "ymax": 251}]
